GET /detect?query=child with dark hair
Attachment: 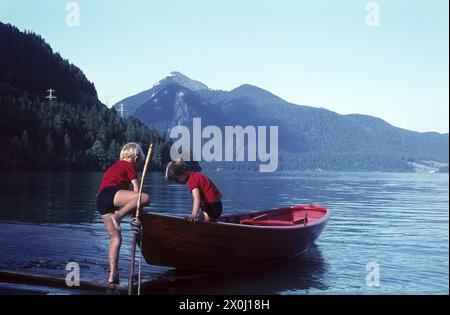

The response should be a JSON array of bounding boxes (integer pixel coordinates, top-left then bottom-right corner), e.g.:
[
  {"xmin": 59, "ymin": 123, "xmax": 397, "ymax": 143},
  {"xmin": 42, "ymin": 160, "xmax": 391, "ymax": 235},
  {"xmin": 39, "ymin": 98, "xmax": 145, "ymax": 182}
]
[{"xmin": 166, "ymin": 160, "xmax": 222, "ymax": 222}]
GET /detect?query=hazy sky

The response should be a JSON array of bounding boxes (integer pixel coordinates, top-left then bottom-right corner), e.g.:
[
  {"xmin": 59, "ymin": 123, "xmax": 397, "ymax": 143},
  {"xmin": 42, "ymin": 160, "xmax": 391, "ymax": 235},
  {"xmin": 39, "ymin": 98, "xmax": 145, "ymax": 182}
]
[{"xmin": 1, "ymin": 0, "xmax": 448, "ymax": 133}]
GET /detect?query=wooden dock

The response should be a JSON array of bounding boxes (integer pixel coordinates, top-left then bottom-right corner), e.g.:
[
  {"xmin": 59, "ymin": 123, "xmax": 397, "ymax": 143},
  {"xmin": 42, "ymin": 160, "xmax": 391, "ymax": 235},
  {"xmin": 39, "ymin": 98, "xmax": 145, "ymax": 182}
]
[{"xmin": 0, "ymin": 222, "xmax": 173, "ymax": 294}]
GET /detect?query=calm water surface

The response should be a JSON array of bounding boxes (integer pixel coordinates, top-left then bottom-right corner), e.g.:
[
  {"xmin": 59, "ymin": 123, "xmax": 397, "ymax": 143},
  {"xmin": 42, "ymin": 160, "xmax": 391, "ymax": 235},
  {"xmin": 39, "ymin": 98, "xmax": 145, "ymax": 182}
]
[{"xmin": 0, "ymin": 171, "xmax": 448, "ymax": 294}]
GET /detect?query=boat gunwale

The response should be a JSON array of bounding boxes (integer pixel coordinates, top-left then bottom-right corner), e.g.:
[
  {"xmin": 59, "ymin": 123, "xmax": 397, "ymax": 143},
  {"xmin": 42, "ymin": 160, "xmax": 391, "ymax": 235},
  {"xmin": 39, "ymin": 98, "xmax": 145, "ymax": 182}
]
[{"xmin": 141, "ymin": 205, "xmax": 331, "ymax": 231}]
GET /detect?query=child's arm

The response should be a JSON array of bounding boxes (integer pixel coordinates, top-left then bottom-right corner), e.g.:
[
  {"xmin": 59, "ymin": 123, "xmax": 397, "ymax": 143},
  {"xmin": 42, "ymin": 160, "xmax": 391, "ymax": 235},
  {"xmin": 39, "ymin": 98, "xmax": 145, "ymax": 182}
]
[
  {"xmin": 188, "ymin": 188, "xmax": 201, "ymax": 222},
  {"xmin": 131, "ymin": 179, "xmax": 139, "ymax": 192}
]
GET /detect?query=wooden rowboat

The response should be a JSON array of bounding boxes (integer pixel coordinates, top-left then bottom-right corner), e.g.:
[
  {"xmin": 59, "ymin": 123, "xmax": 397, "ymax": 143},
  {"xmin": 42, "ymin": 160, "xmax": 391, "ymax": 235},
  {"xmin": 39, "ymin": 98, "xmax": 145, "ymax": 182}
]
[{"xmin": 139, "ymin": 204, "xmax": 330, "ymax": 271}]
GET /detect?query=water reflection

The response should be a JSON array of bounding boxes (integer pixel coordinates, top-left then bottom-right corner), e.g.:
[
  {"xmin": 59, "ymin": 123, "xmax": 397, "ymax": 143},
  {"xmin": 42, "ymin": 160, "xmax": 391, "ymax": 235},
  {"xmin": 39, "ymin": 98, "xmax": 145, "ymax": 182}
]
[
  {"xmin": 0, "ymin": 171, "xmax": 100, "ymax": 224},
  {"xmin": 143, "ymin": 245, "xmax": 328, "ymax": 295}
]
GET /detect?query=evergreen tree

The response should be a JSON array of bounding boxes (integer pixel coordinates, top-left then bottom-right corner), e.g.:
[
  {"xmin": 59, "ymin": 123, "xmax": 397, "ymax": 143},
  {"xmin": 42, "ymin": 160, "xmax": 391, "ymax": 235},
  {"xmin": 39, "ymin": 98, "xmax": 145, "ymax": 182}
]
[
  {"xmin": 125, "ymin": 121, "xmax": 137, "ymax": 142},
  {"xmin": 53, "ymin": 114, "xmax": 63, "ymax": 132},
  {"xmin": 44, "ymin": 134, "xmax": 54, "ymax": 156},
  {"xmin": 20, "ymin": 130, "xmax": 31, "ymax": 150},
  {"xmin": 63, "ymin": 133, "xmax": 72, "ymax": 164},
  {"xmin": 9, "ymin": 136, "xmax": 21, "ymax": 168},
  {"xmin": 107, "ymin": 140, "xmax": 120, "ymax": 166},
  {"xmin": 87, "ymin": 139, "xmax": 106, "ymax": 169}
]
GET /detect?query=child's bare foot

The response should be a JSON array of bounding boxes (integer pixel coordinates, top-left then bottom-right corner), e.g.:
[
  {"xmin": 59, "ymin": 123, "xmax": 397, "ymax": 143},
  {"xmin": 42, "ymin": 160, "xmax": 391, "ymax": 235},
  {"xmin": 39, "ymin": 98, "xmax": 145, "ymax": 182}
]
[
  {"xmin": 111, "ymin": 213, "xmax": 121, "ymax": 231},
  {"xmin": 108, "ymin": 271, "xmax": 119, "ymax": 285}
]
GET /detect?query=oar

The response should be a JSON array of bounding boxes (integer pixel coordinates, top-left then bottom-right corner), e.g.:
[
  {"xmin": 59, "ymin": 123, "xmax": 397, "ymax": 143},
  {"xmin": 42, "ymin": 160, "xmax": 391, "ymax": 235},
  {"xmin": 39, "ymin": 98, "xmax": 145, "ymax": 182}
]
[{"xmin": 128, "ymin": 143, "xmax": 153, "ymax": 295}]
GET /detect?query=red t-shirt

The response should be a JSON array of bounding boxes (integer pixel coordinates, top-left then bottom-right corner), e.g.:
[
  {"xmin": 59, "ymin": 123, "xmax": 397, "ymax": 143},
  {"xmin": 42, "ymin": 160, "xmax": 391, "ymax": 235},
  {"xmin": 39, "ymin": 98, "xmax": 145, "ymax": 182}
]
[
  {"xmin": 186, "ymin": 171, "xmax": 222, "ymax": 206},
  {"xmin": 98, "ymin": 160, "xmax": 137, "ymax": 194}
]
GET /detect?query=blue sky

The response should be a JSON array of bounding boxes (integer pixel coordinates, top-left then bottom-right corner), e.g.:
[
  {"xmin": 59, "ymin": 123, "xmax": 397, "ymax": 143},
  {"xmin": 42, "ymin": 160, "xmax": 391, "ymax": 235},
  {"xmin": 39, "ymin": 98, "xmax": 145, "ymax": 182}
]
[{"xmin": 1, "ymin": 0, "xmax": 448, "ymax": 133}]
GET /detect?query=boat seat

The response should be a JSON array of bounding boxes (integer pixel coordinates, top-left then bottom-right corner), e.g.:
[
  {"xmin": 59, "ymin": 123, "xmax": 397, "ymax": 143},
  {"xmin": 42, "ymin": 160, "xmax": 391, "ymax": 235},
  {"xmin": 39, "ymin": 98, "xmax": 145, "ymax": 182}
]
[
  {"xmin": 240, "ymin": 219, "xmax": 294, "ymax": 226},
  {"xmin": 252, "ymin": 213, "xmax": 269, "ymax": 221},
  {"xmin": 241, "ymin": 214, "xmax": 308, "ymax": 226}
]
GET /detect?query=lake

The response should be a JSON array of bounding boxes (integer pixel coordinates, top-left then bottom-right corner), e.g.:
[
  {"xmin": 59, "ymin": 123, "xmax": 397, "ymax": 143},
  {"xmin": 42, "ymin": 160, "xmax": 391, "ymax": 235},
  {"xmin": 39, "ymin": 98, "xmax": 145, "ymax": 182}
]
[{"xmin": 0, "ymin": 171, "xmax": 448, "ymax": 294}]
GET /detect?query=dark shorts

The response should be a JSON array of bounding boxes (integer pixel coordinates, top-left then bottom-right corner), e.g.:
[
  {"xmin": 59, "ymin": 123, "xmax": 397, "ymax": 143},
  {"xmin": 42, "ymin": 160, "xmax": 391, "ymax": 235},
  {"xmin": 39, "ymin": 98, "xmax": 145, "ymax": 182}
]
[
  {"xmin": 201, "ymin": 201, "xmax": 223, "ymax": 219},
  {"xmin": 96, "ymin": 186, "xmax": 119, "ymax": 215}
]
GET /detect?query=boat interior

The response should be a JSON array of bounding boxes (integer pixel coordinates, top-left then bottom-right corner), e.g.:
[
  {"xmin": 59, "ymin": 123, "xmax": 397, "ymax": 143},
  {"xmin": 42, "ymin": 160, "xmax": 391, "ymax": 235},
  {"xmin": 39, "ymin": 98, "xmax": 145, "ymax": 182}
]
[{"xmin": 219, "ymin": 205, "xmax": 327, "ymax": 227}]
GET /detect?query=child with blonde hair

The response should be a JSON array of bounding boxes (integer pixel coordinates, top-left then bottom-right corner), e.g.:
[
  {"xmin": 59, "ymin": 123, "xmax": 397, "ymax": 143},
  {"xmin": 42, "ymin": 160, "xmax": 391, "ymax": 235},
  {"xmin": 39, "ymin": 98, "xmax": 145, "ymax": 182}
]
[{"xmin": 96, "ymin": 142, "xmax": 150, "ymax": 284}]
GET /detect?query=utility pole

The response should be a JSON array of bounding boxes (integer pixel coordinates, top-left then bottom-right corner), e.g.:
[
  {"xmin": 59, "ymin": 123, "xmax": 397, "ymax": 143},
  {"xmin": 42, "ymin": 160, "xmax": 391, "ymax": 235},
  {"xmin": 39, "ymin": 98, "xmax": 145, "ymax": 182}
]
[
  {"xmin": 118, "ymin": 103, "xmax": 127, "ymax": 118},
  {"xmin": 45, "ymin": 89, "xmax": 57, "ymax": 101}
]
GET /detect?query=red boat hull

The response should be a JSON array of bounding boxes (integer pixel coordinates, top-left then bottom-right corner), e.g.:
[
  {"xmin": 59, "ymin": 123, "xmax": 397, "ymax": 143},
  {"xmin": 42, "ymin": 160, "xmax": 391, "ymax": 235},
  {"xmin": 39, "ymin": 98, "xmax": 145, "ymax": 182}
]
[{"xmin": 139, "ymin": 204, "xmax": 330, "ymax": 271}]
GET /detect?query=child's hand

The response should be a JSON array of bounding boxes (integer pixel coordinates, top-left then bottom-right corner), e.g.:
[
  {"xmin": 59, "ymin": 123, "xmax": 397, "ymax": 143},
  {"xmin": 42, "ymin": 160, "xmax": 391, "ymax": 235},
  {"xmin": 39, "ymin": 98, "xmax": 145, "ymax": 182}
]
[{"xmin": 189, "ymin": 189, "xmax": 201, "ymax": 223}]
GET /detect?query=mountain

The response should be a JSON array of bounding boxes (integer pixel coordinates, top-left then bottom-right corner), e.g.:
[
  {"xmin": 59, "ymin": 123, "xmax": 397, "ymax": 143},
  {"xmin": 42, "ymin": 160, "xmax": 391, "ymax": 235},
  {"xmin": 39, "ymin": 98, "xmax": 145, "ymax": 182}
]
[
  {"xmin": 0, "ymin": 22, "xmax": 171, "ymax": 171},
  {"xmin": 114, "ymin": 71, "xmax": 210, "ymax": 116},
  {"xmin": 114, "ymin": 72, "xmax": 449, "ymax": 172}
]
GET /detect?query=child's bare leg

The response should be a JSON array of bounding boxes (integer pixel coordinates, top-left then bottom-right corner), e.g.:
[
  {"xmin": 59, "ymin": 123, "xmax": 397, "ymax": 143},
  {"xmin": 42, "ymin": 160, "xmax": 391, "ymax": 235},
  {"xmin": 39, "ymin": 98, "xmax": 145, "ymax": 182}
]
[
  {"xmin": 203, "ymin": 212, "xmax": 218, "ymax": 223},
  {"xmin": 113, "ymin": 190, "xmax": 150, "ymax": 221},
  {"xmin": 102, "ymin": 213, "xmax": 122, "ymax": 283}
]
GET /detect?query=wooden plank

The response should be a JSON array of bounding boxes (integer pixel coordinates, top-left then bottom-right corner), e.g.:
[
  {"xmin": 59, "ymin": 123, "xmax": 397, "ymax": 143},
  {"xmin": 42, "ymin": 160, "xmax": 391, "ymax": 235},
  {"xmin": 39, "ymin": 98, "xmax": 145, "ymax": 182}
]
[
  {"xmin": 0, "ymin": 270, "xmax": 127, "ymax": 294},
  {"xmin": 0, "ymin": 222, "xmax": 170, "ymax": 290}
]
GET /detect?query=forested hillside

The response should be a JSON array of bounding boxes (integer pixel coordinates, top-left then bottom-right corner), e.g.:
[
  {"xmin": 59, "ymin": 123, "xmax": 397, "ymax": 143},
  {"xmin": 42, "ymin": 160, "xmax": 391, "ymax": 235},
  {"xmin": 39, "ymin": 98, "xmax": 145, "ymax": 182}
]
[{"xmin": 0, "ymin": 22, "xmax": 171, "ymax": 171}]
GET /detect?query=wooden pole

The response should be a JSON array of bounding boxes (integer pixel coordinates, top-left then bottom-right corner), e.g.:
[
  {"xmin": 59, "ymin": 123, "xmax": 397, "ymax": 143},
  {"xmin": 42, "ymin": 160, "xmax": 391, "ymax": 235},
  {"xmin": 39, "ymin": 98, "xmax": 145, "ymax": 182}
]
[{"xmin": 128, "ymin": 143, "xmax": 153, "ymax": 295}]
